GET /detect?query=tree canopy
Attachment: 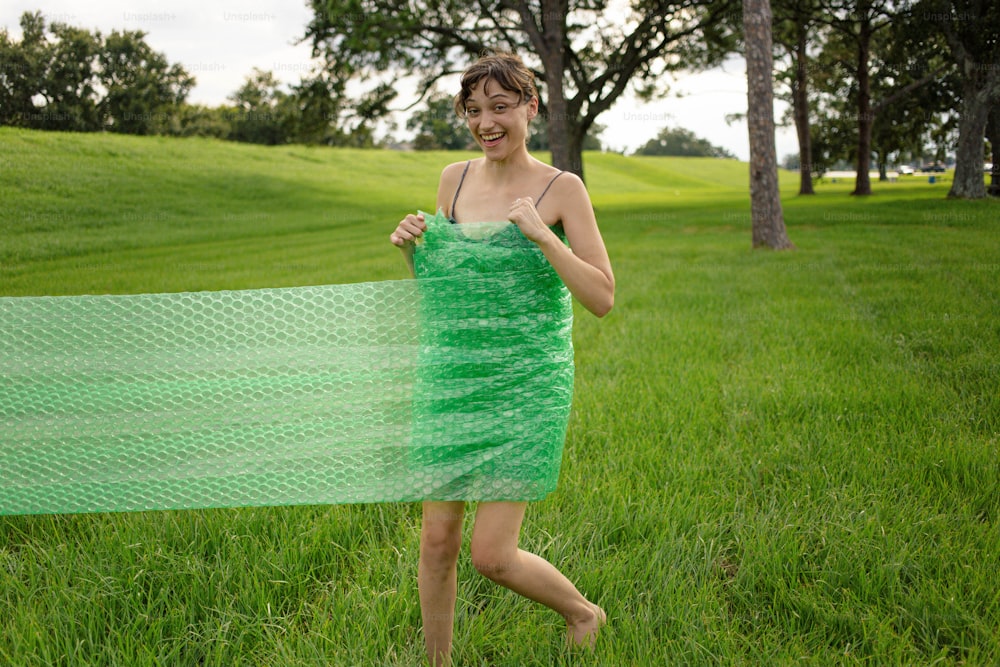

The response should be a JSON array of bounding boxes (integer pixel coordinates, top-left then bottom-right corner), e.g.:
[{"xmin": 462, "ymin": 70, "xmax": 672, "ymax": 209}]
[
  {"xmin": 301, "ymin": 0, "xmax": 739, "ymax": 178},
  {"xmin": 0, "ymin": 11, "xmax": 193, "ymax": 134},
  {"xmin": 634, "ymin": 126, "xmax": 737, "ymax": 158},
  {"xmin": 406, "ymin": 93, "xmax": 471, "ymax": 150}
]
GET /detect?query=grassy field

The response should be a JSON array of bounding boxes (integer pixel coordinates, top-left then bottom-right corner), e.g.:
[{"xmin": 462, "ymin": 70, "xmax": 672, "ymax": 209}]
[{"xmin": 1, "ymin": 127, "xmax": 998, "ymax": 665}]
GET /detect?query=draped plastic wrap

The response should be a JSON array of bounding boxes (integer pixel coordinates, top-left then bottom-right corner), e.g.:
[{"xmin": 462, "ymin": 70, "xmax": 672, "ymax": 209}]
[
  {"xmin": 0, "ymin": 211, "xmax": 573, "ymax": 515},
  {"xmin": 411, "ymin": 211, "xmax": 574, "ymax": 501}
]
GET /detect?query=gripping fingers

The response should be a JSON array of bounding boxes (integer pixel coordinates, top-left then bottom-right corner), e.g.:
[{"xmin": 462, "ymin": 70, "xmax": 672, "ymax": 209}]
[
  {"xmin": 508, "ymin": 197, "xmax": 548, "ymax": 243},
  {"xmin": 390, "ymin": 214, "xmax": 426, "ymax": 247}
]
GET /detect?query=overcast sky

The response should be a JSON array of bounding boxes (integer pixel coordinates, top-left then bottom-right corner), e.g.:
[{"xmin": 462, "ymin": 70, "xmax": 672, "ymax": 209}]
[{"xmin": 3, "ymin": 0, "xmax": 799, "ymax": 161}]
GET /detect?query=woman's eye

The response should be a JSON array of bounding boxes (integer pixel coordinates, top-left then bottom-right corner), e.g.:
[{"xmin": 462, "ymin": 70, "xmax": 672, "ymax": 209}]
[
  {"xmin": 466, "ymin": 108, "xmax": 480, "ymax": 117},
  {"xmin": 494, "ymin": 105, "xmax": 507, "ymax": 113}
]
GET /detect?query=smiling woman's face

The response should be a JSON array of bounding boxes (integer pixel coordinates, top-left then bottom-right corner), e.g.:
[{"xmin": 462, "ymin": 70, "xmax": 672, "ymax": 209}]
[{"xmin": 463, "ymin": 78, "xmax": 537, "ymax": 159}]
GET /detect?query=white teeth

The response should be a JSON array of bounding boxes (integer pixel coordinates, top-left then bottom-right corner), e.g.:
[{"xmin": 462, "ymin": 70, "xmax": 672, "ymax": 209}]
[{"xmin": 482, "ymin": 132, "xmax": 505, "ymax": 141}]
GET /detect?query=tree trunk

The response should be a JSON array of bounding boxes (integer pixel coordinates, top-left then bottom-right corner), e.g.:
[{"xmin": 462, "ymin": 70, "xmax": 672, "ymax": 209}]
[
  {"xmin": 948, "ymin": 81, "xmax": 990, "ymax": 199},
  {"xmin": 542, "ymin": 94, "xmax": 585, "ymax": 179},
  {"xmin": 744, "ymin": 0, "xmax": 794, "ymax": 250},
  {"xmin": 934, "ymin": 0, "xmax": 1000, "ymax": 199},
  {"xmin": 534, "ymin": 0, "xmax": 584, "ymax": 179},
  {"xmin": 543, "ymin": 74, "xmax": 579, "ymax": 177},
  {"xmin": 988, "ymin": 105, "xmax": 1000, "ymax": 197},
  {"xmin": 565, "ymin": 122, "xmax": 585, "ymax": 179},
  {"xmin": 852, "ymin": 9, "xmax": 873, "ymax": 196},
  {"xmin": 792, "ymin": 31, "xmax": 815, "ymax": 195}
]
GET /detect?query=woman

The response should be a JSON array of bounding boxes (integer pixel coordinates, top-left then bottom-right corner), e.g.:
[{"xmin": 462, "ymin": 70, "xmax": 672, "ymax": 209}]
[{"xmin": 390, "ymin": 51, "xmax": 614, "ymax": 665}]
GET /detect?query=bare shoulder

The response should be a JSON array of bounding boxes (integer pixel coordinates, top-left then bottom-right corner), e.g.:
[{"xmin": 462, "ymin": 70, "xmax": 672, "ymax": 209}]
[
  {"xmin": 546, "ymin": 171, "xmax": 608, "ymax": 262},
  {"xmin": 440, "ymin": 160, "xmax": 470, "ymax": 188},
  {"xmin": 441, "ymin": 160, "xmax": 471, "ymax": 179},
  {"xmin": 546, "ymin": 171, "xmax": 594, "ymax": 222},
  {"xmin": 532, "ymin": 158, "xmax": 563, "ymax": 183},
  {"xmin": 436, "ymin": 161, "xmax": 472, "ymax": 214},
  {"xmin": 551, "ymin": 170, "xmax": 588, "ymax": 198}
]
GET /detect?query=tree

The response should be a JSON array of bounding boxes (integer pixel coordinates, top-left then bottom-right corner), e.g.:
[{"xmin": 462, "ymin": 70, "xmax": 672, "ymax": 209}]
[
  {"xmin": 0, "ymin": 11, "xmax": 191, "ymax": 134},
  {"xmin": 285, "ymin": 72, "xmax": 345, "ymax": 145},
  {"xmin": 634, "ymin": 126, "xmax": 737, "ymax": 157},
  {"xmin": 167, "ymin": 103, "xmax": 234, "ymax": 139},
  {"xmin": 807, "ymin": 4, "xmax": 954, "ymax": 185},
  {"xmin": 302, "ymin": 0, "xmax": 738, "ymax": 180},
  {"xmin": 228, "ymin": 69, "xmax": 293, "ymax": 145},
  {"xmin": 867, "ymin": 21, "xmax": 957, "ymax": 180},
  {"xmin": 820, "ymin": 0, "xmax": 897, "ymax": 196},
  {"xmin": 100, "ymin": 30, "xmax": 194, "ymax": 134},
  {"xmin": 0, "ymin": 13, "xmax": 103, "ymax": 131},
  {"xmin": 919, "ymin": 0, "xmax": 1000, "ymax": 199},
  {"xmin": 807, "ymin": 29, "xmax": 858, "ymax": 171},
  {"xmin": 745, "ymin": 0, "xmax": 794, "ymax": 249},
  {"xmin": 0, "ymin": 13, "xmax": 47, "ymax": 126},
  {"xmin": 407, "ymin": 93, "xmax": 472, "ymax": 150},
  {"xmin": 773, "ymin": 0, "xmax": 825, "ymax": 194}
]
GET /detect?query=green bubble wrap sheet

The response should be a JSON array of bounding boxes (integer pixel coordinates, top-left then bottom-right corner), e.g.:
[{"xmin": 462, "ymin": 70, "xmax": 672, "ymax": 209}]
[{"xmin": 0, "ymin": 211, "xmax": 574, "ymax": 515}]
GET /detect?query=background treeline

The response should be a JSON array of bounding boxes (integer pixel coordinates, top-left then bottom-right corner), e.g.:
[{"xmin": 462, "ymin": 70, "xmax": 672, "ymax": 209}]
[
  {"xmin": 0, "ymin": 12, "xmax": 192, "ymax": 136},
  {"xmin": 2, "ymin": 4, "xmax": 997, "ymax": 189},
  {"xmin": 0, "ymin": 10, "xmax": 762, "ymax": 158},
  {"xmin": 0, "ymin": 12, "xmax": 371, "ymax": 147}
]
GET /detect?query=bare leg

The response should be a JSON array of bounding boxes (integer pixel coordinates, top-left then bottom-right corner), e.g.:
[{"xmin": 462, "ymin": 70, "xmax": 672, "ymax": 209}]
[
  {"xmin": 469, "ymin": 501, "xmax": 606, "ymax": 647},
  {"xmin": 418, "ymin": 501, "xmax": 465, "ymax": 666}
]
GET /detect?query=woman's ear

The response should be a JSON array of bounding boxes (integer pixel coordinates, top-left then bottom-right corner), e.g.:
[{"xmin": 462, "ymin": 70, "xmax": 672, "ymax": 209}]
[{"xmin": 526, "ymin": 95, "xmax": 539, "ymax": 121}]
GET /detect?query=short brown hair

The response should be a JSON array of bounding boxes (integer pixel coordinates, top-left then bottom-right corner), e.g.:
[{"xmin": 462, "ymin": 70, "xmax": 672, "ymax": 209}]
[{"xmin": 453, "ymin": 51, "xmax": 538, "ymax": 118}]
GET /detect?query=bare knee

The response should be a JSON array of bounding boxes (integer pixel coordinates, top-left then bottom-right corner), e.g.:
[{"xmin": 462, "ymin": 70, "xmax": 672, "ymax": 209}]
[
  {"xmin": 421, "ymin": 522, "xmax": 462, "ymax": 570},
  {"xmin": 469, "ymin": 501, "xmax": 526, "ymax": 583},
  {"xmin": 470, "ymin": 538, "xmax": 519, "ymax": 582}
]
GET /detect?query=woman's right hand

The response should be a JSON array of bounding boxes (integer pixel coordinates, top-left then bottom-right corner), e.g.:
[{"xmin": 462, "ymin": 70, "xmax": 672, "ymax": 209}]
[{"xmin": 390, "ymin": 213, "xmax": 426, "ymax": 247}]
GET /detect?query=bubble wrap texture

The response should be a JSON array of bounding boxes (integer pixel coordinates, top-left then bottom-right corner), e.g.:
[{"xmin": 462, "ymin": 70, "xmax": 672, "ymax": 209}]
[
  {"xmin": 411, "ymin": 211, "xmax": 574, "ymax": 501},
  {"xmin": 0, "ymin": 211, "xmax": 573, "ymax": 515}
]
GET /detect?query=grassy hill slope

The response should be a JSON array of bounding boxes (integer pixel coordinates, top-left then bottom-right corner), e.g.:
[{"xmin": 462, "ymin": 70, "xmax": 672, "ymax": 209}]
[
  {"xmin": 1, "ymin": 127, "xmax": 786, "ymax": 295},
  {"xmin": 1, "ymin": 128, "xmax": 998, "ymax": 666}
]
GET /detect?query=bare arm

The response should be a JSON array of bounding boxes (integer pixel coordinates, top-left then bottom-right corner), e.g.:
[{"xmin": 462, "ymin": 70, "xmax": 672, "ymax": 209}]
[
  {"xmin": 389, "ymin": 163, "xmax": 466, "ymax": 276},
  {"xmin": 389, "ymin": 213, "xmax": 423, "ymax": 276},
  {"xmin": 507, "ymin": 174, "xmax": 615, "ymax": 317}
]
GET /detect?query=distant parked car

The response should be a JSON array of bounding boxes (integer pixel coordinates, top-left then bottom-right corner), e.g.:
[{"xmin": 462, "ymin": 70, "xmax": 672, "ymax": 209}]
[
  {"xmin": 924, "ymin": 164, "xmax": 947, "ymax": 172},
  {"xmin": 898, "ymin": 165, "xmax": 914, "ymax": 175},
  {"xmin": 986, "ymin": 163, "xmax": 994, "ymax": 172}
]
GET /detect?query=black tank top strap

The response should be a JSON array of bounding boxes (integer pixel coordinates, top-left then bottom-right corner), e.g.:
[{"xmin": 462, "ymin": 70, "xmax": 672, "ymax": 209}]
[
  {"xmin": 535, "ymin": 170, "xmax": 565, "ymax": 208},
  {"xmin": 449, "ymin": 160, "xmax": 472, "ymax": 223}
]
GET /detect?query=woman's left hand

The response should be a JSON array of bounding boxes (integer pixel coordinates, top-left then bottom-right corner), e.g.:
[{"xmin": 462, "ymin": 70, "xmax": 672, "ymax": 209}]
[{"xmin": 508, "ymin": 197, "xmax": 553, "ymax": 245}]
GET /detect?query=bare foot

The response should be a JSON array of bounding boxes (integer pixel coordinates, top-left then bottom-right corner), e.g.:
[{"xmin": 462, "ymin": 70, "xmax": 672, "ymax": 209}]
[{"xmin": 566, "ymin": 602, "xmax": 607, "ymax": 649}]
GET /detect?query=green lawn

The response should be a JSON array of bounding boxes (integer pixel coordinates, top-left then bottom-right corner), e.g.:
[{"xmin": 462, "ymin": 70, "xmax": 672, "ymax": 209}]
[{"xmin": 1, "ymin": 128, "xmax": 998, "ymax": 665}]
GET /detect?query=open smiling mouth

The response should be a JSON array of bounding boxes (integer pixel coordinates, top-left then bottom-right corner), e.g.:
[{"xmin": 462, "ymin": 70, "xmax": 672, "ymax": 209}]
[{"xmin": 481, "ymin": 132, "xmax": 506, "ymax": 147}]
